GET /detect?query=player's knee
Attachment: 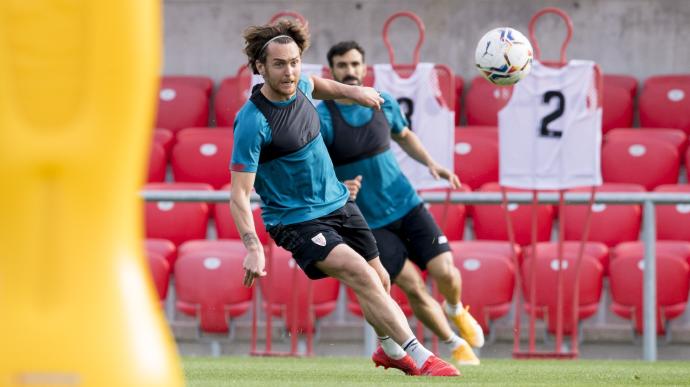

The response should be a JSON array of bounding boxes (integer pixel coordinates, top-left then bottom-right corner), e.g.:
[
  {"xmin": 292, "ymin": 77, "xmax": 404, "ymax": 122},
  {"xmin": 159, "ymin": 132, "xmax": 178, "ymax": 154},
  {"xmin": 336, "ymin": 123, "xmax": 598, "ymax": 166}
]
[
  {"xmin": 429, "ymin": 254, "xmax": 459, "ymax": 283},
  {"xmin": 344, "ymin": 263, "xmax": 380, "ymax": 292}
]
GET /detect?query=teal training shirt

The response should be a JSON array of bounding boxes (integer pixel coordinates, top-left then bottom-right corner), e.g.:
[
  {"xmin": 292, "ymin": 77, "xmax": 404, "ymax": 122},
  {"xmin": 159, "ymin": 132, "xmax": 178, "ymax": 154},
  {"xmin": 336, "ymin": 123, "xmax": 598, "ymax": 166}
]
[
  {"xmin": 231, "ymin": 75, "xmax": 349, "ymax": 226},
  {"xmin": 317, "ymin": 92, "xmax": 422, "ymax": 229}
]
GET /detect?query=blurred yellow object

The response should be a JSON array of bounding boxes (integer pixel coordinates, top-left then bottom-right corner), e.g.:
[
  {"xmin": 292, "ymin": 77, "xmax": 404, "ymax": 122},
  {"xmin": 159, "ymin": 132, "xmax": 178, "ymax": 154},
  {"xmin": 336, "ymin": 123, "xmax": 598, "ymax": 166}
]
[{"xmin": 0, "ymin": 1, "xmax": 184, "ymax": 386}]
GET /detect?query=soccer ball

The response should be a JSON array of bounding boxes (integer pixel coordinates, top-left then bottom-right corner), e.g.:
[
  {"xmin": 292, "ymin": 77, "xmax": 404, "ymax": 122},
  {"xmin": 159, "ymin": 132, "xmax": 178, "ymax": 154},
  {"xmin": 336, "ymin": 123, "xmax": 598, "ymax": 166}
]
[{"xmin": 475, "ymin": 27, "xmax": 533, "ymax": 86}]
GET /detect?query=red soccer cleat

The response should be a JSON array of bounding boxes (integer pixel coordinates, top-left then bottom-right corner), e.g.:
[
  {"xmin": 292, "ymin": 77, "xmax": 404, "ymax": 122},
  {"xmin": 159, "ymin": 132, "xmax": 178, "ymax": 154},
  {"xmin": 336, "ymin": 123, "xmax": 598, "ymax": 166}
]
[
  {"xmin": 419, "ymin": 355, "xmax": 462, "ymax": 377},
  {"xmin": 371, "ymin": 346, "xmax": 419, "ymax": 376}
]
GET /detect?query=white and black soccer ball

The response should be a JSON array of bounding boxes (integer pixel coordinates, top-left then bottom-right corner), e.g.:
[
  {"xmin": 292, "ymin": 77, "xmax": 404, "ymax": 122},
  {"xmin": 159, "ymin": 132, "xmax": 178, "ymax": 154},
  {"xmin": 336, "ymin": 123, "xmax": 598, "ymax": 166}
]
[{"xmin": 475, "ymin": 27, "xmax": 533, "ymax": 86}]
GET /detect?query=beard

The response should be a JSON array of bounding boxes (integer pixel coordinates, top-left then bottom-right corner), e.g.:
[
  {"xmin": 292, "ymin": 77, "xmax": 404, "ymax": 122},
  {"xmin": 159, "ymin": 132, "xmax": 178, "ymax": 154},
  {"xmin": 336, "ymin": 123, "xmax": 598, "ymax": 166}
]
[{"xmin": 340, "ymin": 75, "xmax": 362, "ymax": 86}]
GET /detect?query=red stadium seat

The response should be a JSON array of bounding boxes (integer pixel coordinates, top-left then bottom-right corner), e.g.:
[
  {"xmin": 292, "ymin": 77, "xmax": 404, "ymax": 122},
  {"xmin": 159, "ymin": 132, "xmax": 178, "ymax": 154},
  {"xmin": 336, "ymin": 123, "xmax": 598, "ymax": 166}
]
[
  {"xmin": 214, "ymin": 184, "xmax": 269, "ymax": 245},
  {"xmin": 144, "ymin": 182, "xmax": 213, "ymax": 246},
  {"xmin": 454, "ymin": 75, "xmax": 464, "ymax": 125},
  {"xmin": 147, "ymin": 142, "xmax": 167, "ymax": 183},
  {"xmin": 521, "ymin": 252, "xmax": 604, "ymax": 335},
  {"xmin": 175, "ymin": 240, "xmax": 253, "ymax": 333},
  {"xmin": 145, "ymin": 238, "xmax": 177, "ymax": 268},
  {"xmin": 162, "ymin": 75, "xmax": 214, "ymax": 97},
  {"xmin": 214, "ymin": 71, "xmax": 253, "ymax": 127},
  {"xmin": 603, "ymin": 74, "xmax": 637, "ymax": 100},
  {"xmin": 563, "ymin": 183, "xmax": 645, "ymax": 249},
  {"xmin": 523, "ymin": 241, "xmax": 610, "ymax": 275},
  {"xmin": 147, "ymin": 252, "xmax": 170, "ymax": 301},
  {"xmin": 602, "ymin": 138, "xmax": 680, "ymax": 190},
  {"xmin": 609, "ymin": 252, "xmax": 690, "ymax": 334},
  {"xmin": 449, "ymin": 240, "xmax": 520, "ymax": 262},
  {"xmin": 421, "ymin": 186, "xmax": 469, "ymax": 241},
  {"xmin": 451, "ymin": 249, "xmax": 515, "ymax": 333},
  {"xmin": 171, "ymin": 128, "xmax": 233, "ymax": 189},
  {"xmin": 602, "ymin": 84, "xmax": 633, "ymax": 134},
  {"xmin": 176, "ymin": 127, "xmax": 232, "ymax": 141},
  {"xmin": 262, "ymin": 246, "xmax": 340, "ymax": 333},
  {"xmin": 464, "ymin": 76, "xmax": 512, "ymax": 126},
  {"xmin": 639, "ymin": 75, "xmax": 690, "ymax": 135},
  {"xmin": 612, "ymin": 241, "xmax": 690, "ymax": 267},
  {"xmin": 605, "ymin": 128, "xmax": 687, "ymax": 160},
  {"xmin": 153, "ymin": 128, "xmax": 174, "ymax": 157},
  {"xmin": 454, "ymin": 127, "xmax": 499, "ymax": 190},
  {"xmin": 472, "ymin": 183, "xmax": 555, "ymax": 246},
  {"xmin": 155, "ymin": 82, "xmax": 209, "ymax": 134},
  {"xmin": 654, "ymin": 184, "xmax": 690, "ymax": 241}
]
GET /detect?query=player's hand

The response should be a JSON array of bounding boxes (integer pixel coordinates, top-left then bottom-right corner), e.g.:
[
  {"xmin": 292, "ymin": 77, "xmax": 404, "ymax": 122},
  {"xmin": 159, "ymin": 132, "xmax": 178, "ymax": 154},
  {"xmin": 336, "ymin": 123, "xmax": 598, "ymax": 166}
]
[
  {"xmin": 350, "ymin": 86, "xmax": 384, "ymax": 110},
  {"xmin": 343, "ymin": 175, "xmax": 362, "ymax": 200},
  {"xmin": 429, "ymin": 164, "xmax": 461, "ymax": 189},
  {"xmin": 242, "ymin": 250, "xmax": 267, "ymax": 288}
]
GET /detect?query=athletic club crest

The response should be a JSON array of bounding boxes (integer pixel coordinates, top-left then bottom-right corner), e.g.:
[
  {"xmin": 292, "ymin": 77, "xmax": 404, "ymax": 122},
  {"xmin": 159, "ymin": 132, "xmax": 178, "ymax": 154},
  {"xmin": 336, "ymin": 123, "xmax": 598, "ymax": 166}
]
[{"xmin": 311, "ymin": 232, "xmax": 327, "ymax": 247}]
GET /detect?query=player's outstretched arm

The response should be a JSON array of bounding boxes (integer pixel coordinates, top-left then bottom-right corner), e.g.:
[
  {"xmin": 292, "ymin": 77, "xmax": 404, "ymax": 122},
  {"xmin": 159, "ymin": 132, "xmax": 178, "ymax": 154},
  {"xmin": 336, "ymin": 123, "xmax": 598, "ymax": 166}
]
[
  {"xmin": 392, "ymin": 128, "xmax": 461, "ymax": 188},
  {"xmin": 310, "ymin": 75, "xmax": 384, "ymax": 109},
  {"xmin": 230, "ymin": 171, "xmax": 267, "ymax": 287}
]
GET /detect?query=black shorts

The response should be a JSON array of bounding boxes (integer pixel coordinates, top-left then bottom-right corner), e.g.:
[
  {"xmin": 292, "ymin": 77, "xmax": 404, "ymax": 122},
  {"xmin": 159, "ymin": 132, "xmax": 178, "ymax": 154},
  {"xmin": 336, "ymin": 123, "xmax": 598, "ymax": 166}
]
[
  {"xmin": 372, "ymin": 203, "xmax": 451, "ymax": 280},
  {"xmin": 267, "ymin": 201, "xmax": 379, "ymax": 280}
]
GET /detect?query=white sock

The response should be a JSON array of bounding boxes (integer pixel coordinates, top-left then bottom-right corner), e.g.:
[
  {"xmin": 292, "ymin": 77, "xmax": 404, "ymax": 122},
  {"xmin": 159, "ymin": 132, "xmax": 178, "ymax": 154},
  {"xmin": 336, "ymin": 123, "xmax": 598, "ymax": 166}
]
[
  {"xmin": 445, "ymin": 301, "xmax": 464, "ymax": 316},
  {"xmin": 402, "ymin": 337, "xmax": 433, "ymax": 368},
  {"xmin": 378, "ymin": 336, "xmax": 406, "ymax": 360},
  {"xmin": 444, "ymin": 334, "xmax": 467, "ymax": 351}
]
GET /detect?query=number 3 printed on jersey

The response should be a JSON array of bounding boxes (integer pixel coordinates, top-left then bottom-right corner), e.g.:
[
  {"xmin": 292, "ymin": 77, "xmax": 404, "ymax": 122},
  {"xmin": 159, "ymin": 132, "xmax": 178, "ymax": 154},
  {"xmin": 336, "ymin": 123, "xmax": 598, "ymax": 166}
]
[{"xmin": 540, "ymin": 91, "xmax": 565, "ymax": 138}]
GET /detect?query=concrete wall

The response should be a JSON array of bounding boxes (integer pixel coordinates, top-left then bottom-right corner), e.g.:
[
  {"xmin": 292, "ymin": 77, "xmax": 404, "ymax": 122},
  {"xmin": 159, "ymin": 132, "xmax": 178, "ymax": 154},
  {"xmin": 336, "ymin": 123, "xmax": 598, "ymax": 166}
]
[{"xmin": 163, "ymin": 0, "xmax": 690, "ymax": 83}]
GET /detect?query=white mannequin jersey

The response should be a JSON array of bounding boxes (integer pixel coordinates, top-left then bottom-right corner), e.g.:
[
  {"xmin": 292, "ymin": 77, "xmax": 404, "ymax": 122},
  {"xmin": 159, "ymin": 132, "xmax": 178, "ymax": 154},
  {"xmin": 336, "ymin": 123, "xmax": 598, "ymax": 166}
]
[
  {"xmin": 373, "ymin": 63, "xmax": 455, "ymax": 190},
  {"xmin": 498, "ymin": 59, "xmax": 602, "ymax": 189}
]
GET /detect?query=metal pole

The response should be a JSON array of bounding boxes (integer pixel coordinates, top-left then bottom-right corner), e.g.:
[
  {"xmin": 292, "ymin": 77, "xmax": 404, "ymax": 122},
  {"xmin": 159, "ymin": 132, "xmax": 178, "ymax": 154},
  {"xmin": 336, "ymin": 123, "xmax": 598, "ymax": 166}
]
[{"xmin": 642, "ymin": 200, "xmax": 657, "ymax": 362}]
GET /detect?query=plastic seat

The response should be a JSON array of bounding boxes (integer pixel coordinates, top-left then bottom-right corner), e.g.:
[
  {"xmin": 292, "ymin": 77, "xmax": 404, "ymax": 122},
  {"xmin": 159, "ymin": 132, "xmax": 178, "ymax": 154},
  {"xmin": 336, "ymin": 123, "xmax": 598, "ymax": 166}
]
[
  {"xmin": 602, "ymin": 84, "xmax": 633, "ymax": 134},
  {"xmin": 144, "ymin": 182, "xmax": 213, "ymax": 246},
  {"xmin": 175, "ymin": 240, "xmax": 253, "ymax": 333},
  {"xmin": 603, "ymin": 74, "xmax": 638, "ymax": 99},
  {"xmin": 420, "ymin": 186, "xmax": 469, "ymax": 241},
  {"xmin": 454, "ymin": 127, "xmax": 499, "ymax": 190},
  {"xmin": 521, "ymin": 252, "xmax": 604, "ymax": 334},
  {"xmin": 452, "ymin": 250, "xmax": 515, "ymax": 333},
  {"xmin": 602, "ymin": 138, "xmax": 680, "ymax": 190},
  {"xmin": 609, "ymin": 251, "xmax": 690, "ymax": 334},
  {"xmin": 454, "ymin": 75, "xmax": 464, "ymax": 125},
  {"xmin": 523, "ymin": 241, "xmax": 610, "ymax": 275},
  {"xmin": 147, "ymin": 142, "xmax": 167, "ymax": 183},
  {"xmin": 153, "ymin": 128, "xmax": 175, "ymax": 157},
  {"xmin": 612, "ymin": 241, "xmax": 690, "ymax": 267},
  {"xmin": 563, "ymin": 183, "xmax": 645, "ymax": 249},
  {"xmin": 472, "ymin": 183, "xmax": 555, "ymax": 246},
  {"xmin": 171, "ymin": 128, "xmax": 233, "ymax": 189},
  {"xmin": 639, "ymin": 75, "xmax": 690, "ymax": 135},
  {"xmin": 214, "ymin": 184, "xmax": 269, "ymax": 244},
  {"xmin": 465, "ymin": 76, "xmax": 513, "ymax": 126},
  {"xmin": 605, "ymin": 128, "xmax": 687, "ymax": 159},
  {"xmin": 262, "ymin": 246, "xmax": 340, "ymax": 333},
  {"xmin": 147, "ymin": 251, "xmax": 170, "ymax": 301},
  {"xmin": 214, "ymin": 71, "xmax": 253, "ymax": 127},
  {"xmin": 449, "ymin": 240, "xmax": 520, "ymax": 263},
  {"xmin": 145, "ymin": 238, "xmax": 177, "ymax": 268},
  {"xmin": 654, "ymin": 184, "xmax": 690, "ymax": 241},
  {"xmin": 155, "ymin": 83, "xmax": 209, "ymax": 134},
  {"xmin": 162, "ymin": 75, "xmax": 214, "ymax": 97}
]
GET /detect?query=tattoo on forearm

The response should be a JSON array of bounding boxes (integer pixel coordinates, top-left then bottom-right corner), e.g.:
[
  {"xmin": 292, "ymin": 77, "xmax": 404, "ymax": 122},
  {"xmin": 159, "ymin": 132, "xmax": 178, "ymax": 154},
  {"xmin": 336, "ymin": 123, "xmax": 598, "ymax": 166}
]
[{"xmin": 241, "ymin": 233, "xmax": 260, "ymax": 249}]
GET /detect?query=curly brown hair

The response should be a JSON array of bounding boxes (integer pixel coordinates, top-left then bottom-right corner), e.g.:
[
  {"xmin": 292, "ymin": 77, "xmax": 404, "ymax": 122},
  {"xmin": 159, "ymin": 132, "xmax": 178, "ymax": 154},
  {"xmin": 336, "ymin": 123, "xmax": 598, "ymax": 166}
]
[{"xmin": 243, "ymin": 19, "xmax": 311, "ymax": 75}]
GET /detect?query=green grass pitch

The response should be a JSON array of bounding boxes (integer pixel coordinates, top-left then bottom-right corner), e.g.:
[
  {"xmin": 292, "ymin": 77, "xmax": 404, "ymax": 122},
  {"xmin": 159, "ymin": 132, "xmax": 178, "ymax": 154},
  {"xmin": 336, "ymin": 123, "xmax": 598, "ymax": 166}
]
[{"xmin": 183, "ymin": 356, "xmax": 690, "ymax": 386}]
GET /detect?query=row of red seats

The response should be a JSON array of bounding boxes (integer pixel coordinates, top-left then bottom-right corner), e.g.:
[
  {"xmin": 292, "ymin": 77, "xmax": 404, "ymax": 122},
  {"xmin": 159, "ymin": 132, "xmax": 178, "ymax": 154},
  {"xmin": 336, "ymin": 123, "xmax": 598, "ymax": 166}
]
[
  {"xmin": 455, "ymin": 126, "xmax": 690, "ymax": 191},
  {"xmin": 148, "ymin": 125, "xmax": 690, "ymax": 197},
  {"xmin": 144, "ymin": 238, "xmax": 690, "ymax": 338},
  {"xmin": 144, "ymin": 181, "xmax": 690, "ymax": 255},
  {"xmin": 156, "ymin": 73, "xmax": 690, "ymax": 137}
]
